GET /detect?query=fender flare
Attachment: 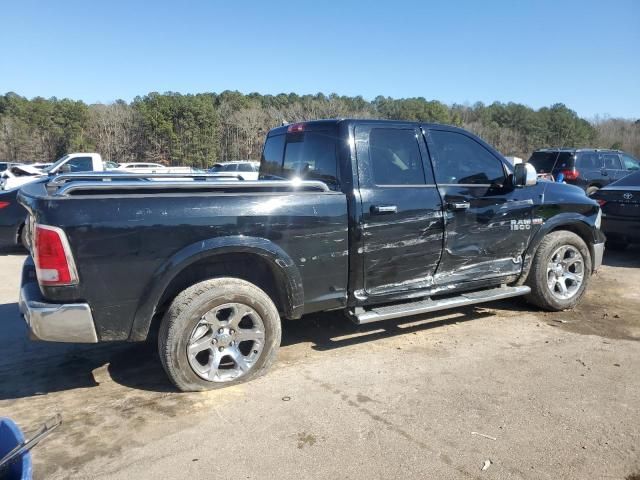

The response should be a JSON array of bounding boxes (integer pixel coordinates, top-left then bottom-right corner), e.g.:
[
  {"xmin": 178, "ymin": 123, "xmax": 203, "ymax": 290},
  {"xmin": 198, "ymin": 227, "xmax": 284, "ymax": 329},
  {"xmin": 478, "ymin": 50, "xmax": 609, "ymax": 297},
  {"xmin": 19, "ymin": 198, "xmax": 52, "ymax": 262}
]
[
  {"xmin": 517, "ymin": 213, "xmax": 602, "ymax": 285},
  {"xmin": 129, "ymin": 236, "xmax": 304, "ymax": 341}
]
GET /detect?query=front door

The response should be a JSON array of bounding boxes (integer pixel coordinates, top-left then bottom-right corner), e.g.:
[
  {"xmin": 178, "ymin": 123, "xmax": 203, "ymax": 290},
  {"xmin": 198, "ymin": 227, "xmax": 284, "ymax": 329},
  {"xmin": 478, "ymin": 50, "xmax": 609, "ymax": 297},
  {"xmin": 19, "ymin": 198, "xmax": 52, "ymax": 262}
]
[
  {"xmin": 425, "ymin": 128, "xmax": 535, "ymax": 285},
  {"xmin": 355, "ymin": 124, "xmax": 444, "ymax": 296}
]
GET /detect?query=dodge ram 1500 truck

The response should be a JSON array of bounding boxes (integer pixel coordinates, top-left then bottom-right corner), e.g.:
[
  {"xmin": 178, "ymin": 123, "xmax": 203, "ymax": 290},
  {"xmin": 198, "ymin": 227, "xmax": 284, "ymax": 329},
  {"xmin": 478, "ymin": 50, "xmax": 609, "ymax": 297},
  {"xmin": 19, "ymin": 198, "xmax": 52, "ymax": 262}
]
[{"xmin": 17, "ymin": 119, "xmax": 605, "ymax": 391}]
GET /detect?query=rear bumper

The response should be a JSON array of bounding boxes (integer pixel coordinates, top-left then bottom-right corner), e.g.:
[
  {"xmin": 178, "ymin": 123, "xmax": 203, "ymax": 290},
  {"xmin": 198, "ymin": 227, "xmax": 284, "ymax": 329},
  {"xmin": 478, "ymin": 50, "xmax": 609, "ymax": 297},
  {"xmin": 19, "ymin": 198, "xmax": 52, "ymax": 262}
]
[{"xmin": 19, "ymin": 259, "xmax": 98, "ymax": 343}]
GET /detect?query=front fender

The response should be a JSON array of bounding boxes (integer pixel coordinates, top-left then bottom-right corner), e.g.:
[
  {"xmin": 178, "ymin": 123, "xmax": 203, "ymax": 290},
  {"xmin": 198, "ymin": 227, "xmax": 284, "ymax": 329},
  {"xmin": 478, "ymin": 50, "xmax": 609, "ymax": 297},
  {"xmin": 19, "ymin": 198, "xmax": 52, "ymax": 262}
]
[
  {"xmin": 517, "ymin": 212, "xmax": 604, "ymax": 285},
  {"xmin": 129, "ymin": 236, "xmax": 304, "ymax": 341}
]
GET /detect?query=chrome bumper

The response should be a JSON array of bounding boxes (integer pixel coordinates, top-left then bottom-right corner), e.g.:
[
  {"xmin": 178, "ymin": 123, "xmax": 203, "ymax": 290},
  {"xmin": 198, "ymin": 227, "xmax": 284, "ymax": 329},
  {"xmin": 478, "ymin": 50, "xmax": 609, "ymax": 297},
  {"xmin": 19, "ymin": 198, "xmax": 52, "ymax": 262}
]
[
  {"xmin": 592, "ymin": 242, "xmax": 605, "ymax": 272},
  {"xmin": 19, "ymin": 282, "xmax": 98, "ymax": 343}
]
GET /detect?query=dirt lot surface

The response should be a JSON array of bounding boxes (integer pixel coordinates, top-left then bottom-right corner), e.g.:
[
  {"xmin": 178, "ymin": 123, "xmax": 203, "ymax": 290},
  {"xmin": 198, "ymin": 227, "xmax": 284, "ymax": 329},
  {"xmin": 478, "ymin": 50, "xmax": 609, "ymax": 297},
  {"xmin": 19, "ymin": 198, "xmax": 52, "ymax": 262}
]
[{"xmin": 1, "ymin": 246, "xmax": 639, "ymax": 479}]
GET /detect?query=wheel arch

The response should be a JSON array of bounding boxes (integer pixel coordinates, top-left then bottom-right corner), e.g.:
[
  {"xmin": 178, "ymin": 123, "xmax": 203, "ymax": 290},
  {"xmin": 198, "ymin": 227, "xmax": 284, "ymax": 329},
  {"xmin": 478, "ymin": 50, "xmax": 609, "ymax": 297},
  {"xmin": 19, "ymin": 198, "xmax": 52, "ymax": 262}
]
[
  {"xmin": 129, "ymin": 236, "xmax": 304, "ymax": 341},
  {"xmin": 517, "ymin": 214, "xmax": 598, "ymax": 285}
]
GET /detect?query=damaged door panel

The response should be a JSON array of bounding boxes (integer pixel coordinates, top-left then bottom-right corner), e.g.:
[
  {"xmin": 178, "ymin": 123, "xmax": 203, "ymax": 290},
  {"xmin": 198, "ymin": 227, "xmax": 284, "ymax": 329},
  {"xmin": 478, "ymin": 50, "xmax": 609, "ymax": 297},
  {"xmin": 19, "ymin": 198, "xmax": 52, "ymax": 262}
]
[{"xmin": 425, "ymin": 129, "xmax": 536, "ymax": 284}]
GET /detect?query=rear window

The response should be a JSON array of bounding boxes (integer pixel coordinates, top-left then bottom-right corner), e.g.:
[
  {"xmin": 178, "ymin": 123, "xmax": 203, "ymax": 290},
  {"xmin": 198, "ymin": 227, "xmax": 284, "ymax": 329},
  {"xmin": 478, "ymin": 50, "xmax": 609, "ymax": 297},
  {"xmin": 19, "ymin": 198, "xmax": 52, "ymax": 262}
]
[
  {"xmin": 260, "ymin": 130, "xmax": 339, "ymax": 188},
  {"xmin": 611, "ymin": 170, "xmax": 640, "ymax": 187},
  {"xmin": 528, "ymin": 151, "xmax": 574, "ymax": 173}
]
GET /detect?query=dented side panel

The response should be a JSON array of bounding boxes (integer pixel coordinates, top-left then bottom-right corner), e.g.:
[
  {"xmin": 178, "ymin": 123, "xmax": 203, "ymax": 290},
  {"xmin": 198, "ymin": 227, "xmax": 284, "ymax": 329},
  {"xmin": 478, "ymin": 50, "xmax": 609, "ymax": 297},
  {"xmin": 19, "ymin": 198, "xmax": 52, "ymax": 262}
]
[{"xmin": 434, "ymin": 185, "xmax": 536, "ymax": 284}]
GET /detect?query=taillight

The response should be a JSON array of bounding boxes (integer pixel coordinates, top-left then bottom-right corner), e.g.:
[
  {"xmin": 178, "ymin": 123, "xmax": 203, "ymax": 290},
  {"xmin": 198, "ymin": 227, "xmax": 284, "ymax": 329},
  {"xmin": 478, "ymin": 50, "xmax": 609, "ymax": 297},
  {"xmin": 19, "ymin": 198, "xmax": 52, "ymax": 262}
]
[
  {"xmin": 287, "ymin": 123, "xmax": 305, "ymax": 133},
  {"xmin": 561, "ymin": 169, "xmax": 580, "ymax": 181},
  {"xmin": 0, "ymin": 201, "xmax": 9, "ymax": 209},
  {"xmin": 34, "ymin": 224, "xmax": 78, "ymax": 286},
  {"xmin": 595, "ymin": 199, "xmax": 607, "ymax": 207}
]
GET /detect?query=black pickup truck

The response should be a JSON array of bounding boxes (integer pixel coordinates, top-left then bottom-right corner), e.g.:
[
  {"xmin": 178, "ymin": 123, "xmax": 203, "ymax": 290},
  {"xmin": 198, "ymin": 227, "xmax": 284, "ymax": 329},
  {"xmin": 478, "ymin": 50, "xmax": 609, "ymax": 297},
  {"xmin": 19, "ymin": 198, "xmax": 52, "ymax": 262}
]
[{"xmin": 17, "ymin": 120, "xmax": 605, "ymax": 391}]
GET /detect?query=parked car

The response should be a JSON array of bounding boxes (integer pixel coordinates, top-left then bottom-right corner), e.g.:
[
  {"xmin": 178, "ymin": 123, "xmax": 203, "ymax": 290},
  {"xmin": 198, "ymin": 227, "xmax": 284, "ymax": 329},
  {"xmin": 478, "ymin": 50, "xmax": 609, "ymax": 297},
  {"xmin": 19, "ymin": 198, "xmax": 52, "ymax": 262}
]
[
  {"xmin": 208, "ymin": 161, "xmax": 259, "ymax": 180},
  {"xmin": 0, "ymin": 153, "xmax": 118, "ymax": 191},
  {"xmin": 0, "ymin": 186, "xmax": 30, "ymax": 247},
  {"xmin": 31, "ymin": 163, "xmax": 53, "ymax": 171},
  {"xmin": 17, "ymin": 119, "xmax": 604, "ymax": 391},
  {"xmin": 528, "ymin": 148, "xmax": 640, "ymax": 194},
  {"xmin": 0, "ymin": 162, "xmax": 21, "ymax": 173},
  {"xmin": 590, "ymin": 170, "xmax": 640, "ymax": 250}
]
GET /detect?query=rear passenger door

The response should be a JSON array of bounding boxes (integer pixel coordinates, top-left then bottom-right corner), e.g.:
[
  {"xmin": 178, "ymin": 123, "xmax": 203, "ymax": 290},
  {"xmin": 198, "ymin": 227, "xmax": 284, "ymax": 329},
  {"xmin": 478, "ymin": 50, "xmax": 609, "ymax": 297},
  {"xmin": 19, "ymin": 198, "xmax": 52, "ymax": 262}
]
[
  {"xmin": 425, "ymin": 128, "xmax": 535, "ymax": 285},
  {"xmin": 355, "ymin": 124, "xmax": 444, "ymax": 296}
]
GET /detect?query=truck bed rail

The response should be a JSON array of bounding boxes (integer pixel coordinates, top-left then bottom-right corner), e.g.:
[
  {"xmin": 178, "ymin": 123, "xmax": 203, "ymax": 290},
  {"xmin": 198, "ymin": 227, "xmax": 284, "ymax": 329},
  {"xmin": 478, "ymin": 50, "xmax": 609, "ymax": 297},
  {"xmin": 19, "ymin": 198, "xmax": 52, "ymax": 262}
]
[{"xmin": 46, "ymin": 173, "xmax": 331, "ymax": 196}]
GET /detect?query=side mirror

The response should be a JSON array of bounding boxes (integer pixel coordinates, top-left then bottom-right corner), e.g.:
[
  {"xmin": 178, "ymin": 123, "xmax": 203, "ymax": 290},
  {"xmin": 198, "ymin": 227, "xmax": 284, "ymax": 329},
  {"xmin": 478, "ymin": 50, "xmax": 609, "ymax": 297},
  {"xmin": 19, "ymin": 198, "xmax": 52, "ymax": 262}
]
[
  {"xmin": 513, "ymin": 163, "xmax": 537, "ymax": 187},
  {"xmin": 59, "ymin": 164, "xmax": 72, "ymax": 174}
]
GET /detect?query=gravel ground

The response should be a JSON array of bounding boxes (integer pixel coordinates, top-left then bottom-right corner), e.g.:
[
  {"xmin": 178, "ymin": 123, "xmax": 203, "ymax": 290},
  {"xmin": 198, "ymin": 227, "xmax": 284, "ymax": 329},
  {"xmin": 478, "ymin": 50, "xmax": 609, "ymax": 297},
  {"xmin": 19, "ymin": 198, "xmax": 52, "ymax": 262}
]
[{"xmin": 0, "ymin": 247, "xmax": 638, "ymax": 480}]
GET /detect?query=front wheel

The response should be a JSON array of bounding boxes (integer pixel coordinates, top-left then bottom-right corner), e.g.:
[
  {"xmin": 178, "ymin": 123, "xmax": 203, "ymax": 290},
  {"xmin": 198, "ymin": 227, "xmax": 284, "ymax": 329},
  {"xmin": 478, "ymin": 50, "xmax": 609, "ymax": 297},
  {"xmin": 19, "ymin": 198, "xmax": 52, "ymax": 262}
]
[
  {"xmin": 525, "ymin": 231, "xmax": 592, "ymax": 311},
  {"xmin": 159, "ymin": 278, "xmax": 281, "ymax": 392}
]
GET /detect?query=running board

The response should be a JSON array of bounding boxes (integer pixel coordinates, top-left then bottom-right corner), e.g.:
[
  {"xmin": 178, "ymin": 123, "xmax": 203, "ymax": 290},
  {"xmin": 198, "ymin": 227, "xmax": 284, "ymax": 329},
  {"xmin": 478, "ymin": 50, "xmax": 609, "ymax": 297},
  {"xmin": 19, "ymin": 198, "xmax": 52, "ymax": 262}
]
[{"xmin": 352, "ymin": 285, "xmax": 531, "ymax": 325}]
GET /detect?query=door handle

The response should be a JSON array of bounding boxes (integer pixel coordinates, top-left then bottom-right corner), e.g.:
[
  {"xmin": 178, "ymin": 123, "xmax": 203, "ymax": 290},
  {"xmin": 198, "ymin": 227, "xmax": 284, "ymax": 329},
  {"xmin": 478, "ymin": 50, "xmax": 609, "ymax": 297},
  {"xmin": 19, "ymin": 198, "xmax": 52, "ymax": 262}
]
[
  {"xmin": 447, "ymin": 201, "xmax": 471, "ymax": 211},
  {"xmin": 370, "ymin": 205, "xmax": 398, "ymax": 215}
]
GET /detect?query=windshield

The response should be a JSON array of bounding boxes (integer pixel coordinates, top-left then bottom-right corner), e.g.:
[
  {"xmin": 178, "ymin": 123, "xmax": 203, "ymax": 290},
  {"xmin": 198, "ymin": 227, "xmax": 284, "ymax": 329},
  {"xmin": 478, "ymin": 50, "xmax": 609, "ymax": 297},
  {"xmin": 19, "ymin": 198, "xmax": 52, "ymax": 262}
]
[{"xmin": 43, "ymin": 155, "xmax": 70, "ymax": 173}]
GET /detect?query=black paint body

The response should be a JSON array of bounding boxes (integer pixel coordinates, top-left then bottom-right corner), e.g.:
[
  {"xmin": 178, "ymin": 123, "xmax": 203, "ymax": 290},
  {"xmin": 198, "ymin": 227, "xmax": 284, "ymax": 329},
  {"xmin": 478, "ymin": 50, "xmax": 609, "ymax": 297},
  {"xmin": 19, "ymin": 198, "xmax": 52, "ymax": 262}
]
[{"xmin": 18, "ymin": 120, "xmax": 605, "ymax": 342}]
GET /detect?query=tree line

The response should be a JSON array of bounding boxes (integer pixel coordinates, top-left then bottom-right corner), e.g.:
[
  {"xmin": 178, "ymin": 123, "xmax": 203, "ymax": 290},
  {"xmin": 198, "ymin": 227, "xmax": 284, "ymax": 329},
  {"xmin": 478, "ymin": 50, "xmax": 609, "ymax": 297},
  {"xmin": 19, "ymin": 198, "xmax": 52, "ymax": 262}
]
[{"xmin": 0, "ymin": 90, "xmax": 638, "ymax": 167}]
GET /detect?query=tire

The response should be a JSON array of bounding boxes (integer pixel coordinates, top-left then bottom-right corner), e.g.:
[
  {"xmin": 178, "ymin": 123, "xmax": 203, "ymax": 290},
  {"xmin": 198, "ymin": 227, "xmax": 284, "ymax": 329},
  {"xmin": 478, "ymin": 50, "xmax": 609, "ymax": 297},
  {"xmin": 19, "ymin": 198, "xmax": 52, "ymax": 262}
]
[
  {"xmin": 525, "ymin": 231, "xmax": 592, "ymax": 311},
  {"xmin": 586, "ymin": 186, "xmax": 599, "ymax": 196},
  {"xmin": 158, "ymin": 278, "xmax": 281, "ymax": 392}
]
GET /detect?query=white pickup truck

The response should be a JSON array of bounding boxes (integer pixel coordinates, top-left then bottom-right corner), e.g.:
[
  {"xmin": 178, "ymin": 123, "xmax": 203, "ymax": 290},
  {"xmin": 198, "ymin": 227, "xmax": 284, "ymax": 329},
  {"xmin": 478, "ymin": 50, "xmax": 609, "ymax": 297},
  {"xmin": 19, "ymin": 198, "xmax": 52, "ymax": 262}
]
[{"xmin": 0, "ymin": 153, "xmax": 118, "ymax": 191}]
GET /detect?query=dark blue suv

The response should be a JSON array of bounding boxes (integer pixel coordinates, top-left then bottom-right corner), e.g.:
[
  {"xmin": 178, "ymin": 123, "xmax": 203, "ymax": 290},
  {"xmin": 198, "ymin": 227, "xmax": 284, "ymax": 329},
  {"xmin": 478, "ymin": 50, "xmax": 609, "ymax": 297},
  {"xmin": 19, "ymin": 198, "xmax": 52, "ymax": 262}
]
[{"xmin": 528, "ymin": 148, "xmax": 640, "ymax": 194}]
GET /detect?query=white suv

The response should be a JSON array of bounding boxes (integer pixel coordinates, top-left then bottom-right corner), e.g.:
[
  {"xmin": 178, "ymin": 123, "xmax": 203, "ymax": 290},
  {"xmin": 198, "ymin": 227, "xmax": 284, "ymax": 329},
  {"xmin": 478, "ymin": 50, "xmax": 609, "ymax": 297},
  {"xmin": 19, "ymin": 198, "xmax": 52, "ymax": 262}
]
[{"xmin": 208, "ymin": 161, "xmax": 259, "ymax": 180}]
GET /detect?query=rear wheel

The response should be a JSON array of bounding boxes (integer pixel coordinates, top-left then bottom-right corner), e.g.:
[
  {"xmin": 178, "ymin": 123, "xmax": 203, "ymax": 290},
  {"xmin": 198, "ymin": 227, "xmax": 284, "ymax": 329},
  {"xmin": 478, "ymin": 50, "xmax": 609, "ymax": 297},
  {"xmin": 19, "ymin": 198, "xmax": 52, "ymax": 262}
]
[
  {"xmin": 525, "ymin": 231, "xmax": 591, "ymax": 311},
  {"xmin": 158, "ymin": 278, "xmax": 281, "ymax": 392}
]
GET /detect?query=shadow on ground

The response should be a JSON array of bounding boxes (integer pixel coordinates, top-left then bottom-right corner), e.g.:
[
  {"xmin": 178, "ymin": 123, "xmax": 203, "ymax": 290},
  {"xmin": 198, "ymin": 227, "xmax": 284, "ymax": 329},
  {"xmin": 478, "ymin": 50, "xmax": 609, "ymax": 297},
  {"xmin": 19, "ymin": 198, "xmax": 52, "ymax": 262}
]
[
  {"xmin": 0, "ymin": 297, "xmax": 506, "ymax": 399},
  {"xmin": 602, "ymin": 243, "xmax": 640, "ymax": 268},
  {"xmin": 0, "ymin": 245, "xmax": 26, "ymax": 256}
]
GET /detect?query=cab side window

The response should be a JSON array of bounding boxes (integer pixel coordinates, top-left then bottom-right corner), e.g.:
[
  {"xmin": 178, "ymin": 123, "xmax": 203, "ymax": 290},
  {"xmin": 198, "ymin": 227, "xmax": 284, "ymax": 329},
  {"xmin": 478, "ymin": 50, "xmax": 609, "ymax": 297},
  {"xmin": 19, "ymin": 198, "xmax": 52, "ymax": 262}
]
[
  {"xmin": 429, "ymin": 130, "xmax": 504, "ymax": 185},
  {"xmin": 369, "ymin": 128, "xmax": 427, "ymax": 185}
]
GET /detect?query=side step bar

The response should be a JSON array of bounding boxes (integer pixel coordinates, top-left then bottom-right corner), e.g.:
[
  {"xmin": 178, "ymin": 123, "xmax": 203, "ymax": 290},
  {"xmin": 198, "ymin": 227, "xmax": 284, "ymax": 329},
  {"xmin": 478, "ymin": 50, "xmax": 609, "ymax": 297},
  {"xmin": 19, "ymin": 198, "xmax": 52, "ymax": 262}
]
[{"xmin": 352, "ymin": 285, "xmax": 531, "ymax": 325}]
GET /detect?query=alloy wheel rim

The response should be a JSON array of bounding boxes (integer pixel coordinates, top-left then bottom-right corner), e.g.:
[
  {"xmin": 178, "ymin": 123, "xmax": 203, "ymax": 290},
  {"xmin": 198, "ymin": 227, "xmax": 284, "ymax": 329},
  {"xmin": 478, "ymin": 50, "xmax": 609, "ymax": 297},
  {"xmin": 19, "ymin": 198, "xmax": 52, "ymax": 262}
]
[
  {"xmin": 187, "ymin": 302, "xmax": 266, "ymax": 382},
  {"xmin": 546, "ymin": 245, "xmax": 584, "ymax": 300}
]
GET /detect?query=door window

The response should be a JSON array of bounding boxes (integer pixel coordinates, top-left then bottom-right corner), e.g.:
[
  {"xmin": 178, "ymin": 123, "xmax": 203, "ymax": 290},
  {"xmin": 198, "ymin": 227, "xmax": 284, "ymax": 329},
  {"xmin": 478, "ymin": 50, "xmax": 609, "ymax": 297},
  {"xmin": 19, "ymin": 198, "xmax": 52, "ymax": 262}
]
[
  {"xmin": 429, "ymin": 130, "xmax": 504, "ymax": 185},
  {"xmin": 621, "ymin": 154, "xmax": 640, "ymax": 171},
  {"xmin": 66, "ymin": 157, "xmax": 93, "ymax": 172},
  {"xmin": 368, "ymin": 128, "xmax": 427, "ymax": 185},
  {"xmin": 576, "ymin": 152, "xmax": 601, "ymax": 169},
  {"xmin": 601, "ymin": 153, "xmax": 622, "ymax": 170},
  {"xmin": 237, "ymin": 163, "xmax": 254, "ymax": 172}
]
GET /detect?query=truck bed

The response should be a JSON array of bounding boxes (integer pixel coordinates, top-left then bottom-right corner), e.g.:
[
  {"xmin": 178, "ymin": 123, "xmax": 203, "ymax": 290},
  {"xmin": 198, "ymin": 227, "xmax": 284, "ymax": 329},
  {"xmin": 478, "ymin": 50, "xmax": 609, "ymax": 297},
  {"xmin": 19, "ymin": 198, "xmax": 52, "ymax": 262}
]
[{"xmin": 18, "ymin": 176, "xmax": 349, "ymax": 341}]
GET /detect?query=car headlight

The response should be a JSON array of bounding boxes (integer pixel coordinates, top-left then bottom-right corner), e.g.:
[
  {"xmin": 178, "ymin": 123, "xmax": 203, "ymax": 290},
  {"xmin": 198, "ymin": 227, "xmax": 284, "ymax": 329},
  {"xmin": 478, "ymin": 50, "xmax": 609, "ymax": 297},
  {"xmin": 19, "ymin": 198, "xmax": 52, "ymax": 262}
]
[{"xmin": 595, "ymin": 208, "xmax": 602, "ymax": 229}]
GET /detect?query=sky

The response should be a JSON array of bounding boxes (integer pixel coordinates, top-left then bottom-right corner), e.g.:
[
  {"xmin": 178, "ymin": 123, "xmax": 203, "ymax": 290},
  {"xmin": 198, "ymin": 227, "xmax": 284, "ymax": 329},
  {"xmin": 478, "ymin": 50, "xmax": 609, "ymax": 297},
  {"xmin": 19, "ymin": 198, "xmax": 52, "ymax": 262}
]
[{"xmin": 0, "ymin": 0, "xmax": 638, "ymax": 119}]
